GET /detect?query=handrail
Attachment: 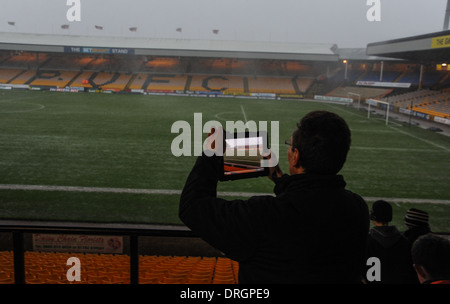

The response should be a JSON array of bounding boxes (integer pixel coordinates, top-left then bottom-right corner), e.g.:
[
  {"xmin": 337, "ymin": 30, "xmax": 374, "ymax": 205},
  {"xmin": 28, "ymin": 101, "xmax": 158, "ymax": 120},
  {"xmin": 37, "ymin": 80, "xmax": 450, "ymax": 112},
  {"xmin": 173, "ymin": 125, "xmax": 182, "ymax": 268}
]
[{"xmin": 0, "ymin": 220, "xmax": 196, "ymax": 284}]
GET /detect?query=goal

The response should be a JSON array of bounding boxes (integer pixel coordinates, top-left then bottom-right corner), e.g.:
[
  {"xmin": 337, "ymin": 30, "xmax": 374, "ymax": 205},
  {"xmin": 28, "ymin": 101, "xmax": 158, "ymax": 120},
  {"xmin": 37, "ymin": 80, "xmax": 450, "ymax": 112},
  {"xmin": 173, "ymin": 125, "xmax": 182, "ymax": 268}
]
[{"xmin": 366, "ymin": 98, "xmax": 391, "ymax": 125}]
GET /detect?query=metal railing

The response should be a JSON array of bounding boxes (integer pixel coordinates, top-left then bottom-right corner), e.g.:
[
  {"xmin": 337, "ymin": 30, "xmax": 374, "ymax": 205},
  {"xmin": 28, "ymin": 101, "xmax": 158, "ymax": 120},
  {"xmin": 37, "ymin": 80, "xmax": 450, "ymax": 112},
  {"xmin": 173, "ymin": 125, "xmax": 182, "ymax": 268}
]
[{"xmin": 0, "ymin": 221, "xmax": 195, "ymax": 284}]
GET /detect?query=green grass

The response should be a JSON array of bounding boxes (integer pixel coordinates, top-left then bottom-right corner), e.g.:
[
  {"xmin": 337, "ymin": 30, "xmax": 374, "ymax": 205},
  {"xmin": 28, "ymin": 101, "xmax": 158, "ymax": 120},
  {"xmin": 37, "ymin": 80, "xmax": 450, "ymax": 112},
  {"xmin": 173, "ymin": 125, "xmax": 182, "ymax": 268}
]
[{"xmin": 0, "ymin": 90, "xmax": 449, "ymax": 231}]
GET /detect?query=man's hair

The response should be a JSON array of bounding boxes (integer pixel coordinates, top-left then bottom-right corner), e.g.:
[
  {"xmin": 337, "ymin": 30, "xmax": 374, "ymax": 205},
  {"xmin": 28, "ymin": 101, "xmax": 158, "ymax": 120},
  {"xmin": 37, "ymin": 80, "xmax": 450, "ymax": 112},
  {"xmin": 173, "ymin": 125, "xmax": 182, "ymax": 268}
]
[
  {"xmin": 291, "ymin": 111, "xmax": 351, "ymax": 175},
  {"xmin": 411, "ymin": 234, "xmax": 450, "ymax": 280}
]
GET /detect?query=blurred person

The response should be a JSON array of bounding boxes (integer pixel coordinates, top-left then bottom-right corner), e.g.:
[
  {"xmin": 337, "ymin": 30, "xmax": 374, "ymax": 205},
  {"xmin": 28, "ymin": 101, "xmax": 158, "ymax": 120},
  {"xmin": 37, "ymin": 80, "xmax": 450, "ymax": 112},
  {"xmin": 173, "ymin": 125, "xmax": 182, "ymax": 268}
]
[
  {"xmin": 364, "ymin": 200, "xmax": 418, "ymax": 284},
  {"xmin": 411, "ymin": 233, "xmax": 450, "ymax": 284},
  {"xmin": 403, "ymin": 208, "xmax": 432, "ymax": 244},
  {"xmin": 179, "ymin": 110, "xmax": 369, "ymax": 284}
]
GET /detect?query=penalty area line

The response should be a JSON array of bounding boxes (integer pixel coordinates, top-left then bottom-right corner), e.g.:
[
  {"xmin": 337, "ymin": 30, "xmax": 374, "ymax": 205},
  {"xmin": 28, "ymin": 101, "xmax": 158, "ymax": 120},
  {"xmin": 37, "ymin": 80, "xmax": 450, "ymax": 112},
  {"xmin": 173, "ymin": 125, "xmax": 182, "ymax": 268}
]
[
  {"xmin": 240, "ymin": 104, "xmax": 248, "ymax": 124},
  {"xmin": 0, "ymin": 184, "xmax": 449, "ymax": 205}
]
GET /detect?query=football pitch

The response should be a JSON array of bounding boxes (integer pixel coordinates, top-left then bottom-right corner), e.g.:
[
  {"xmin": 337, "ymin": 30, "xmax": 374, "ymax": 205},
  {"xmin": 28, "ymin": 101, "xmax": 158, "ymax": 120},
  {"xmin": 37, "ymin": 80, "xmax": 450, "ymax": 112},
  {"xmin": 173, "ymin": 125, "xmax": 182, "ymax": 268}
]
[{"xmin": 0, "ymin": 90, "xmax": 449, "ymax": 232}]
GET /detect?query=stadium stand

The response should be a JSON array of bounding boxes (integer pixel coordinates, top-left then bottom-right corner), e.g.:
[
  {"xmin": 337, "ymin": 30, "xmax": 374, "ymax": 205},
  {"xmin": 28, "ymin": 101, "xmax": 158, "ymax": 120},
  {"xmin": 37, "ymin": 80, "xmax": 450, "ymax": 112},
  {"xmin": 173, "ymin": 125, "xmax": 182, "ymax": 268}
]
[
  {"xmin": 28, "ymin": 70, "xmax": 80, "ymax": 87},
  {"xmin": 1, "ymin": 48, "xmax": 450, "ymax": 121},
  {"xmin": 141, "ymin": 57, "xmax": 184, "ymax": 74},
  {"xmin": 247, "ymin": 76, "xmax": 297, "ymax": 95},
  {"xmin": 381, "ymin": 89, "xmax": 450, "ymax": 118},
  {"xmin": 7, "ymin": 70, "xmax": 37, "ymax": 85},
  {"xmin": 42, "ymin": 55, "xmax": 94, "ymax": 71},
  {"xmin": 189, "ymin": 75, "xmax": 245, "ymax": 94},
  {"xmin": 421, "ymin": 71, "xmax": 446, "ymax": 88},
  {"xmin": 83, "ymin": 57, "xmax": 110, "ymax": 72},
  {"xmin": 359, "ymin": 70, "xmax": 403, "ymax": 82},
  {"xmin": 327, "ymin": 86, "xmax": 392, "ymax": 99},
  {"xmin": 0, "ymin": 69, "xmax": 24, "ymax": 83},
  {"xmin": 391, "ymin": 70, "xmax": 447, "ymax": 88},
  {"xmin": 383, "ymin": 90, "xmax": 438, "ymax": 108},
  {"xmin": 0, "ymin": 52, "xmax": 10, "ymax": 64},
  {"xmin": 196, "ymin": 75, "xmax": 241, "ymax": 93},
  {"xmin": 69, "ymin": 71, "xmax": 97, "ymax": 88},
  {"xmin": 328, "ymin": 68, "xmax": 364, "ymax": 84},
  {"xmin": 89, "ymin": 72, "xmax": 133, "ymax": 91},
  {"xmin": 144, "ymin": 74, "xmax": 189, "ymax": 92},
  {"xmin": 127, "ymin": 73, "xmax": 148, "ymax": 91},
  {"xmin": 412, "ymin": 103, "xmax": 450, "ymax": 118},
  {"xmin": 294, "ymin": 77, "xmax": 315, "ymax": 93},
  {"xmin": 0, "ymin": 52, "xmax": 48, "ymax": 70},
  {"xmin": 398, "ymin": 71, "xmax": 421, "ymax": 85},
  {"xmin": 0, "ymin": 250, "xmax": 238, "ymax": 284}
]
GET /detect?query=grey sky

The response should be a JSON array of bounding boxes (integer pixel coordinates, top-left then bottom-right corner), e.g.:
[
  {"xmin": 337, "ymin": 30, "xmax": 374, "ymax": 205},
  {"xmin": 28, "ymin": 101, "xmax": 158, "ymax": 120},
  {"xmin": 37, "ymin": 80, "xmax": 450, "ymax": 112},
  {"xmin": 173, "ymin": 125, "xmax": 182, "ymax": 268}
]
[{"xmin": 0, "ymin": 0, "xmax": 448, "ymax": 48}]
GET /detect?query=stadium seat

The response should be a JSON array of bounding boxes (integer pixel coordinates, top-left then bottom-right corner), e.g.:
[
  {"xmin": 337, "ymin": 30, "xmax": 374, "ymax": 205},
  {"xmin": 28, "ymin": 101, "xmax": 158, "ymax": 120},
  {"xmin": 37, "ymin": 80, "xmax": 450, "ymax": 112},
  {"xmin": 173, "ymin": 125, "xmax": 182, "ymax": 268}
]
[
  {"xmin": 0, "ymin": 251, "xmax": 13, "ymax": 284},
  {"xmin": 189, "ymin": 75, "xmax": 245, "ymax": 93},
  {"xmin": 0, "ymin": 69, "xmax": 24, "ymax": 84},
  {"xmin": 8, "ymin": 70, "xmax": 35, "ymax": 85},
  {"xmin": 327, "ymin": 86, "xmax": 392, "ymax": 99},
  {"xmin": 247, "ymin": 76, "xmax": 297, "ymax": 94},
  {"xmin": 382, "ymin": 89, "xmax": 450, "ymax": 118},
  {"xmin": 1, "ymin": 53, "xmax": 47, "ymax": 70},
  {"xmin": 70, "ymin": 71, "xmax": 95, "ymax": 88},
  {"xmin": 143, "ymin": 74, "xmax": 188, "ymax": 92},
  {"xmin": 0, "ymin": 252, "xmax": 239, "ymax": 284},
  {"xmin": 28, "ymin": 70, "xmax": 79, "ymax": 87},
  {"xmin": 127, "ymin": 73, "xmax": 147, "ymax": 90},
  {"xmin": 293, "ymin": 78, "xmax": 312, "ymax": 93}
]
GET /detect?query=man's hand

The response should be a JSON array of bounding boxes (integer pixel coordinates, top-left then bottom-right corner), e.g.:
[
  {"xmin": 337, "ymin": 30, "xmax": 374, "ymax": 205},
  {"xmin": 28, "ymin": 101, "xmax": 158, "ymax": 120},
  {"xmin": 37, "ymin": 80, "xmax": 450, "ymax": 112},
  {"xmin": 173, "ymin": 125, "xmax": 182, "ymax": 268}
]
[
  {"xmin": 265, "ymin": 151, "xmax": 283, "ymax": 182},
  {"xmin": 205, "ymin": 127, "xmax": 226, "ymax": 156}
]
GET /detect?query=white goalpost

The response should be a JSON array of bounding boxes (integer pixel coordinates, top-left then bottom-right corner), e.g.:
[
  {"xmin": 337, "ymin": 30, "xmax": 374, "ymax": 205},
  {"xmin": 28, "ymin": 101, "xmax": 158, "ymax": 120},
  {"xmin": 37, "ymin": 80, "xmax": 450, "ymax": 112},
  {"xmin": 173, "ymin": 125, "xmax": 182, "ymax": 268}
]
[{"xmin": 366, "ymin": 98, "xmax": 391, "ymax": 125}]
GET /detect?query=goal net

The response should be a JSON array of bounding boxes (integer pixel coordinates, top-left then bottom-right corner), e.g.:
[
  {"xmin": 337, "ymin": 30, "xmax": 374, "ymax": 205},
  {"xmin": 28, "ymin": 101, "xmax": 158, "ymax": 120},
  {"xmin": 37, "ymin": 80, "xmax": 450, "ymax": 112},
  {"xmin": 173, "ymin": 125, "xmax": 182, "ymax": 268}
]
[{"xmin": 366, "ymin": 98, "xmax": 391, "ymax": 125}]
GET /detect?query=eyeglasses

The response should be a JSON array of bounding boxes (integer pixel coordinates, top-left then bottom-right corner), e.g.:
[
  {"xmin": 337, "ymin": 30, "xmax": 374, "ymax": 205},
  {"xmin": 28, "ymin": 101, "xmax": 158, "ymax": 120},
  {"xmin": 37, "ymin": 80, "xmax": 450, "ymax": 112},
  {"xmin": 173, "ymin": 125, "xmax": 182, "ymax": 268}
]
[{"xmin": 284, "ymin": 139, "xmax": 292, "ymax": 147}]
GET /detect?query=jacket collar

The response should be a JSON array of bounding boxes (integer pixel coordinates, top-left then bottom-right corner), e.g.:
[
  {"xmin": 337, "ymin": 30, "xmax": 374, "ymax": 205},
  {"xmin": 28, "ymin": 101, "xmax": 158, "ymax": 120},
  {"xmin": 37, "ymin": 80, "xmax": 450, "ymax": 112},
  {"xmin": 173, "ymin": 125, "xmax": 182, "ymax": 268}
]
[{"xmin": 274, "ymin": 173, "xmax": 346, "ymax": 195}]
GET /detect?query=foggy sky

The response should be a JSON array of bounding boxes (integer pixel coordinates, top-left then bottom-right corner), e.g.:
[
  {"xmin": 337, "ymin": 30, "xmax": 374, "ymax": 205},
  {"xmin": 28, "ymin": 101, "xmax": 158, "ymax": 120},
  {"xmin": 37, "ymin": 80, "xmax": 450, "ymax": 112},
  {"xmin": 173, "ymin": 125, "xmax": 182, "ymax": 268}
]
[{"xmin": 0, "ymin": 0, "xmax": 448, "ymax": 48}]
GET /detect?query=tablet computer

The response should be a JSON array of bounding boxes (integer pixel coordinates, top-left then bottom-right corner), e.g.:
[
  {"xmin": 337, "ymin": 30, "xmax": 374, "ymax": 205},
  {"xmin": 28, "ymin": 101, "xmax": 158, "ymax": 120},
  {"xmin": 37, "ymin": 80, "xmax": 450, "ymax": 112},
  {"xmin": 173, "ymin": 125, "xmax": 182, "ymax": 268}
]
[{"xmin": 219, "ymin": 131, "xmax": 270, "ymax": 181}]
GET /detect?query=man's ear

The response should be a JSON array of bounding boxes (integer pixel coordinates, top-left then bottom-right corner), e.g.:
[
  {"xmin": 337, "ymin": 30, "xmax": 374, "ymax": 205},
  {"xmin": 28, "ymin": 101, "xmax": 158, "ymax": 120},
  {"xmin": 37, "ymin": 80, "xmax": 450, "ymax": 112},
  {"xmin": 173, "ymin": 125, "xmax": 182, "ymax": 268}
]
[
  {"xmin": 289, "ymin": 148, "xmax": 300, "ymax": 167},
  {"xmin": 413, "ymin": 264, "xmax": 428, "ymax": 282}
]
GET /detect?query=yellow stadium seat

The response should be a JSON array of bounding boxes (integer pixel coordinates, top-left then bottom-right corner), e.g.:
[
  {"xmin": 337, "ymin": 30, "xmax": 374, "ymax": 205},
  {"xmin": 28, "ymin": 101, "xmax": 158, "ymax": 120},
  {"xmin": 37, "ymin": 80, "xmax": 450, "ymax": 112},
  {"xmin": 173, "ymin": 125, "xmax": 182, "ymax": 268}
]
[{"xmin": 0, "ymin": 251, "xmax": 239, "ymax": 284}]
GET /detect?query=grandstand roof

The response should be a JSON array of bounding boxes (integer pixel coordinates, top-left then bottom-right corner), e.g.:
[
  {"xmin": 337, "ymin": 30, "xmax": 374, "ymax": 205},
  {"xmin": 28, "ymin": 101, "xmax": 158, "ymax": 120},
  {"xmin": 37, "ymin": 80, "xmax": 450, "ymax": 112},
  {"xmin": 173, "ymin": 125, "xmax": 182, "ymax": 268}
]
[
  {"xmin": 336, "ymin": 48, "xmax": 402, "ymax": 62},
  {"xmin": 367, "ymin": 30, "xmax": 450, "ymax": 63},
  {"xmin": 0, "ymin": 32, "xmax": 339, "ymax": 62}
]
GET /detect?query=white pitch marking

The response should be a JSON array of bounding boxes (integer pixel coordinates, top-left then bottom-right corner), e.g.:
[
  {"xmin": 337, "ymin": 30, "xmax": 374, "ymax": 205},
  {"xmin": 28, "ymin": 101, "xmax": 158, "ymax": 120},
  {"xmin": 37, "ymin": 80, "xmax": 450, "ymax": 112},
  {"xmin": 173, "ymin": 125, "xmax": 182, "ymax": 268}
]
[
  {"xmin": 0, "ymin": 184, "xmax": 449, "ymax": 204},
  {"xmin": 240, "ymin": 104, "xmax": 248, "ymax": 124}
]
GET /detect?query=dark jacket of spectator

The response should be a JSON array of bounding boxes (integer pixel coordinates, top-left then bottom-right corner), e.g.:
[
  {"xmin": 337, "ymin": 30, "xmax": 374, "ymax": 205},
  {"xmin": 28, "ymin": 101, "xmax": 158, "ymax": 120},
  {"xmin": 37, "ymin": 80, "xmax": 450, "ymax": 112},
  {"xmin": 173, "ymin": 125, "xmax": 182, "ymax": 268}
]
[{"xmin": 179, "ymin": 154, "xmax": 369, "ymax": 284}]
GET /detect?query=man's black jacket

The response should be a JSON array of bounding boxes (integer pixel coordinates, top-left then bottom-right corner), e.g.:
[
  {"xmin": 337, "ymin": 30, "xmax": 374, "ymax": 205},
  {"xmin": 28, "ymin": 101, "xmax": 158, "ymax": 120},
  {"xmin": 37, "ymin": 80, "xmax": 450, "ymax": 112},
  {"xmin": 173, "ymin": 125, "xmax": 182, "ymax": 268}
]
[{"xmin": 179, "ymin": 154, "xmax": 369, "ymax": 284}]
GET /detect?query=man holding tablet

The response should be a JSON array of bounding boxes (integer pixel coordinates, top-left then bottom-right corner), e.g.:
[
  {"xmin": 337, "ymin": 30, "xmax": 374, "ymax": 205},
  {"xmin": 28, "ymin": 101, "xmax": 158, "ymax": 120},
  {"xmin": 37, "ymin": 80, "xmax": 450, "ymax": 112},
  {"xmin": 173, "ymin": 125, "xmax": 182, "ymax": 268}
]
[{"xmin": 179, "ymin": 110, "xmax": 369, "ymax": 284}]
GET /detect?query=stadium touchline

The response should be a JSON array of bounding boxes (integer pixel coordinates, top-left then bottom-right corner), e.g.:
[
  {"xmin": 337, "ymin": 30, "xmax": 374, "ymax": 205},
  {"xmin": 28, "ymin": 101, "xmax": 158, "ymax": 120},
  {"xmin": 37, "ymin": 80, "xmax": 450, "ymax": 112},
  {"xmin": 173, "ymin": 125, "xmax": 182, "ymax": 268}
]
[{"xmin": 170, "ymin": 112, "xmax": 279, "ymax": 167}]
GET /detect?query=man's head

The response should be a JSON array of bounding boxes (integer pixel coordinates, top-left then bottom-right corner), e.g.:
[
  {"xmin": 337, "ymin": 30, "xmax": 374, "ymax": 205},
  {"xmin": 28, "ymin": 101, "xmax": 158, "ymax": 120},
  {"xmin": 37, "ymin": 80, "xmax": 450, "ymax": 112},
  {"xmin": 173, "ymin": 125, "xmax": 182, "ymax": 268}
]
[
  {"xmin": 405, "ymin": 208, "xmax": 430, "ymax": 229},
  {"xmin": 412, "ymin": 234, "xmax": 450, "ymax": 283},
  {"xmin": 288, "ymin": 111, "xmax": 351, "ymax": 175},
  {"xmin": 369, "ymin": 200, "xmax": 393, "ymax": 226}
]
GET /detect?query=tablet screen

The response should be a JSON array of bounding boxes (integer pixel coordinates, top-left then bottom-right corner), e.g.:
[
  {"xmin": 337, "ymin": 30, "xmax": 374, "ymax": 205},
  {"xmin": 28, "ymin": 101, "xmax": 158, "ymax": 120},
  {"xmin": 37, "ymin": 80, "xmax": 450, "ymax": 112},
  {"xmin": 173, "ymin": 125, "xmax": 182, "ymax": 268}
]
[{"xmin": 220, "ymin": 132, "xmax": 269, "ymax": 181}]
